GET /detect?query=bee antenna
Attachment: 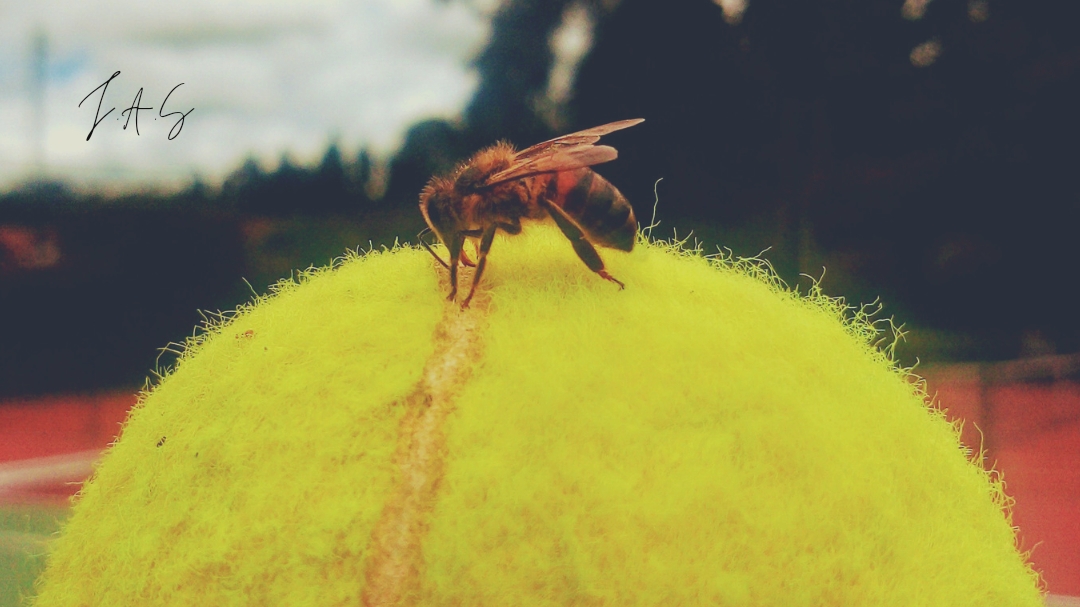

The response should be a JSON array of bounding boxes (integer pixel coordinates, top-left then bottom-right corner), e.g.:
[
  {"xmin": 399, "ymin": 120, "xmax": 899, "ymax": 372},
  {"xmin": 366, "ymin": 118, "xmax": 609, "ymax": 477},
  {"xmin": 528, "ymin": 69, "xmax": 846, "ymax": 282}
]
[{"xmin": 418, "ymin": 228, "xmax": 450, "ymax": 270}]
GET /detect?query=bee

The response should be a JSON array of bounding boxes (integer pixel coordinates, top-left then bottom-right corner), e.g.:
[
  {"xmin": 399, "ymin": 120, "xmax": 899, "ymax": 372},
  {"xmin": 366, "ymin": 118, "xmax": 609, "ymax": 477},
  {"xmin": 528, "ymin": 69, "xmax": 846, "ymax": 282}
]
[{"xmin": 418, "ymin": 118, "xmax": 643, "ymax": 308}]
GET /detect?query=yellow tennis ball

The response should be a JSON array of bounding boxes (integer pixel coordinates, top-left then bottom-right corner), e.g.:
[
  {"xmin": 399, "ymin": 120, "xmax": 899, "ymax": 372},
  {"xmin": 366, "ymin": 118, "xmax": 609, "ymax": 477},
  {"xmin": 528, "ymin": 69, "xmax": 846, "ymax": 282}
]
[{"xmin": 32, "ymin": 226, "xmax": 1040, "ymax": 606}]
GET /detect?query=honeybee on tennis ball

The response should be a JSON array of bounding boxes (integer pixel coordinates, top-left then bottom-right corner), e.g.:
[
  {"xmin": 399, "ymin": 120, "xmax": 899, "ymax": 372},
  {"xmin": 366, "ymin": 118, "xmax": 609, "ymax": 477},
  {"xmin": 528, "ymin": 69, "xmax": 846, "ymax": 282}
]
[{"xmin": 418, "ymin": 118, "xmax": 643, "ymax": 307}]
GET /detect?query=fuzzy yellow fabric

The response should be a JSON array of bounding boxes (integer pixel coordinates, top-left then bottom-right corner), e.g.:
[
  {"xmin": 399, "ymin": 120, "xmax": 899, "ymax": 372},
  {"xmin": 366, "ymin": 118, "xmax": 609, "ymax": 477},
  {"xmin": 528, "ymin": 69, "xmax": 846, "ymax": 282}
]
[{"xmin": 32, "ymin": 226, "xmax": 1041, "ymax": 606}]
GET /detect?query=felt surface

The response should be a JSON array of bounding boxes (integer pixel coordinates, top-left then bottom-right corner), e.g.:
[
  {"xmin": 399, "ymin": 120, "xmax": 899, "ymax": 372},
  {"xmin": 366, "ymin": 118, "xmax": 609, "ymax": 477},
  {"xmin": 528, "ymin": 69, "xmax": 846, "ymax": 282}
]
[{"xmin": 31, "ymin": 227, "xmax": 1042, "ymax": 606}]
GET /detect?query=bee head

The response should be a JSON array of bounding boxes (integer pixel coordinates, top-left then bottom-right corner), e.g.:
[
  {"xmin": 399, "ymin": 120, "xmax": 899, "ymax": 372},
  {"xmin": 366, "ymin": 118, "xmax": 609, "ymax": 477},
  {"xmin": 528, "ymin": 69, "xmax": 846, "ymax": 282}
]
[
  {"xmin": 454, "ymin": 164, "xmax": 485, "ymax": 192},
  {"xmin": 418, "ymin": 178, "xmax": 459, "ymax": 245}
]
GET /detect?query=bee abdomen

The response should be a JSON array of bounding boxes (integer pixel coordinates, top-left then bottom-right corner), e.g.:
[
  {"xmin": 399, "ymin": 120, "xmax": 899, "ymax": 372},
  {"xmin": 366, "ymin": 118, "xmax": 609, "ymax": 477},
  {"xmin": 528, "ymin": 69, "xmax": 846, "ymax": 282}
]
[{"xmin": 548, "ymin": 168, "xmax": 636, "ymax": 251}]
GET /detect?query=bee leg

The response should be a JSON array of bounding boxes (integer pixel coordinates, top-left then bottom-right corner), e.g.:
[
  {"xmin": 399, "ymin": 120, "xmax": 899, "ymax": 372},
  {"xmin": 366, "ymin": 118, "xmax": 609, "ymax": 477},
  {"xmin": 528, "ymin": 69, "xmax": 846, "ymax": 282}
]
[
  {"xmin": 461, "ymin": 221, "xmax": 518, "ymax": 269},
  {"xmin": 497, "ymin": 219, "xmax": 522, "ymax": 235},
  {"xmin": 542, "ymin": 199, "xmax": 625, "ymax": 290},
  {"xmin": 446, "ymin": 233, "xmax": 466, "ymax": 301},
  {"xmin": 458, "ymin": 229, "xmax": 483, "ymax": 267},
  {"xmin": 461, "ymin": 224, "xmax": 497, "ymax": 309}
]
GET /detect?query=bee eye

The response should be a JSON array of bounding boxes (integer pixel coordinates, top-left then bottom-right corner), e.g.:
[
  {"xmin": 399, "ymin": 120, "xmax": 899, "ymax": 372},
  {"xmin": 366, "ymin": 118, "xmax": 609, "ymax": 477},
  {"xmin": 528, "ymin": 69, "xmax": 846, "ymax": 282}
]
[{"xmin": 455, "ymin": 165, "xmax": 484, "ymax": 190}]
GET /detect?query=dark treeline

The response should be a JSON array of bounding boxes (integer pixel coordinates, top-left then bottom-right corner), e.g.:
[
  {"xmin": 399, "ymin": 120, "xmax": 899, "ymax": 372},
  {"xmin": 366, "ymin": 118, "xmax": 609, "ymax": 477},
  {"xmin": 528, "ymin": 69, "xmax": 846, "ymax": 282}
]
[
  {"xmin": 389, "ymin": 0, "xmax": 1080, "ymax": 358},
  {"xmin": 223, "ymin": 145, "xmax": 376, "ymax": 216},
  {"xmin": 568, "ymin": 0, "xmax": 1079, "ymax": 358},
  {"xmin": 2, "ymin": 0, "xmax": 1078, "ymax": 396}
]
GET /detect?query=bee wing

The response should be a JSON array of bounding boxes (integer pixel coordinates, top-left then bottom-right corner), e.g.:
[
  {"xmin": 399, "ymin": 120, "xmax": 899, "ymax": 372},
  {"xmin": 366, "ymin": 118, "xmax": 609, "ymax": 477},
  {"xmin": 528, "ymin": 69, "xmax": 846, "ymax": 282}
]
[
  {"xmin": 483, "ymin": 146, "xmax": 619, "ymax": 187},
  {"xmin": 513, "ymin": 118, "xmax": 645, "ymax": 159},
  {"xmin": 481, "ymin": 118, "xmax": 644, "ymax": 188}
]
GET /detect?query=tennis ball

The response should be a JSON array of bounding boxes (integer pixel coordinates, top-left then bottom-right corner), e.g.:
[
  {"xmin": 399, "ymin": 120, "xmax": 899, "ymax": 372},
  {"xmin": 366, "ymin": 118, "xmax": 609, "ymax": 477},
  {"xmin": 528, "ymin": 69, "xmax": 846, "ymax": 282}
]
[{"xmin": 32, "ymin": 226, "xmax": 1041, "ymax": 606}]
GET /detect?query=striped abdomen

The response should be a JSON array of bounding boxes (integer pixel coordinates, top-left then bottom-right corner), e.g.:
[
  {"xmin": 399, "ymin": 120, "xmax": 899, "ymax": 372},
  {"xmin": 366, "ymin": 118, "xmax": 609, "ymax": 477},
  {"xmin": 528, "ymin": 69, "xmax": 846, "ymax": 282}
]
[{"xmin": 537, "ymin": 168, "xmax": 636, "ymax": 251}]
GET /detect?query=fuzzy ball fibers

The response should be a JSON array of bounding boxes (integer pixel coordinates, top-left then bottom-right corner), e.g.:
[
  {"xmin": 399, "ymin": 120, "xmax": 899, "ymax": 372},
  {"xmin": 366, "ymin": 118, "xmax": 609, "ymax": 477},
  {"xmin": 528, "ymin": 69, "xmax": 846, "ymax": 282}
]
[{"xmin": 33, "ymin": 227, "xmax": 1040, "ymax": 606}]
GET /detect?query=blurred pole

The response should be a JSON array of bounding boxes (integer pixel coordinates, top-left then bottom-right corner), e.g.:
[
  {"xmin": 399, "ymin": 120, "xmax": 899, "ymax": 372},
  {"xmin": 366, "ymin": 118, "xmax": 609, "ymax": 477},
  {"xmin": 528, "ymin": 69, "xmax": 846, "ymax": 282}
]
[{"xmin": 29, "ymin": 27, "xmax": 48, "ymax": 179}]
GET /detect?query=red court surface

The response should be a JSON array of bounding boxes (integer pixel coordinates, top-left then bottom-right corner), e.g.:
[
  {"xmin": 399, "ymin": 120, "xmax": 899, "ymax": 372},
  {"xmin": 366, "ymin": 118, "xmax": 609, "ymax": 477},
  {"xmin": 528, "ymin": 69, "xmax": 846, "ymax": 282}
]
[
  {"xmin": 2, "ymin": 357, "xmax": 1078, "ymax": 596},
  {"xmin": 923, "ymin": 356, "xmax": 1080, "ymax": 597},
  {"xmin": 0, "ymin": 391, "xmax": 135, "ymax": 504}
]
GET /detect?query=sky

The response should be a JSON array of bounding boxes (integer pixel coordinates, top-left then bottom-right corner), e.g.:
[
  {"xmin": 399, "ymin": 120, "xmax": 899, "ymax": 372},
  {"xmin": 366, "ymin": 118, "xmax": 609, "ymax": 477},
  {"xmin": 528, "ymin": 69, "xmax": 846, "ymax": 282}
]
[{"xmin": 0, "ymin": 0, "xmax": 494, "ymax": 192}]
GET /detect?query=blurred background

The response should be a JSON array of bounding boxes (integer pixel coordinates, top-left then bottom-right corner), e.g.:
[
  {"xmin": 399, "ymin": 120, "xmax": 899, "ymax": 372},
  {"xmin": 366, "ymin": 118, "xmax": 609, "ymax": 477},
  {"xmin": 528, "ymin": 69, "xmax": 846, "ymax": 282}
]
[{"xmin": 1, "ymin": 0, "xmax": 1078, "ymax": 603}]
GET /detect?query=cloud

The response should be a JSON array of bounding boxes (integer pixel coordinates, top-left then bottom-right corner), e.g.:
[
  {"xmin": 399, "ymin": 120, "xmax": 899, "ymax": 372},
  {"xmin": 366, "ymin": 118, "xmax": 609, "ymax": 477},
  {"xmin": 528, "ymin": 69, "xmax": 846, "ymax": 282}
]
[{"xmin": 0, "ymin": 0, "xmax": 490, "ymax": 191}]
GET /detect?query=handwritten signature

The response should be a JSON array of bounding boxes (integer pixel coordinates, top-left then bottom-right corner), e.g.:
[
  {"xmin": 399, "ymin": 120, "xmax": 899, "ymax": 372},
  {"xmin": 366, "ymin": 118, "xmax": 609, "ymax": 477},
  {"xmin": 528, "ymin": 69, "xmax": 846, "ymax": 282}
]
[{"xmin": 78, "ymin": 71, "xmax": 193, "ymax": 141}]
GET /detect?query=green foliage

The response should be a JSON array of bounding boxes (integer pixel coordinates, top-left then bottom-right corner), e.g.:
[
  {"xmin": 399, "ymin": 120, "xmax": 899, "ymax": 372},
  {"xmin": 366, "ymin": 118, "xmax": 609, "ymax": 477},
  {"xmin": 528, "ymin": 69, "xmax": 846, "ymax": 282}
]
[{"xmin": 0, "ymin": 505, "xmax": 67, "ymax": 607}]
